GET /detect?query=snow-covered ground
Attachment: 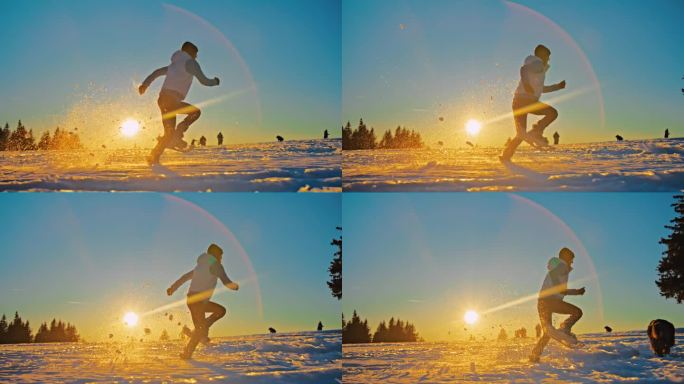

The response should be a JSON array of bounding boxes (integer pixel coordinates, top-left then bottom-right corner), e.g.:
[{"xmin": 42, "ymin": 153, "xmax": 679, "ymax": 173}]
[
  {"xmin": 343, "ymin": 330, "xmax": 683, "ymax": 383},
  {"xmin": 343, "ymin": 139, "xmax": 684, "ymax": 191},
  {"xmin": 0, "ymin": 330, "xmax": 341, "ymax": 383},
  {"xmin": 0, "ymin": 139, "xmax": 341, "ymax": 192}
]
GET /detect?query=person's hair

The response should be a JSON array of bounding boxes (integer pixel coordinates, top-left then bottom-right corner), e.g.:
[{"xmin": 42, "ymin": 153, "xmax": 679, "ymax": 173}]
[
  {"xmin": 559, "ymin": 247, "xmax": 575, "ymax": 261},
  {"xmin": 181, "ymin": 41, "xmax": 198, "ymax": 55},
  {"xmin": 534, "ymin": 44, "xmax": 551, "ymax": 57},
  {"xmin": 207, "ymin": 243, "xmax": 223, "ymax": 261}
]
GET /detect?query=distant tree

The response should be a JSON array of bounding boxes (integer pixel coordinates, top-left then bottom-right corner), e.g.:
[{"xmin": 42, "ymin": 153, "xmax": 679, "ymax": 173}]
[
  {"xmin": 328, "ymin": 226, "xmax": 342, "ymax": 300},
  {"xmin": 372, "ymin": 321, "xmax": 389, "ymax": 343},
  {"xmin": 657, "ymin": 194, "xmax": 684, "ymax": 303},
  {"xmin": 342, "ymin": 310, "xmax": 371, "ymax": 344},
  {"xmin": 160, "ymin": 329, "xmax": 170, "ymax": 341},
  {"xmin": 0, "ymin": 122, "xmax": 9, "ymax": 150},
  {"xmin": 497, "ymin": 328, "xmax": 508, "ymax": 341},
  {"xmin": 0, "ymin": 314, "xmax": 7, "ymax": 343},
  {"xmin": 37, "ymin": 131, "xmax": 51, "ymax": 150},
  {"xmin": 342, "ymin": 122, "xmax": 352, "ymax": 149}
]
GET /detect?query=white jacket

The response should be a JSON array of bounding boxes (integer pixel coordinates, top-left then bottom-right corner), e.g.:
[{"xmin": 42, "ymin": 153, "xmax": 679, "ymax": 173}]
[
  {"xmin": 514, "ymin": 55, "xmax": 548, "ymax": 100},
  {"xmin": 170, "ymin": 253, "xmax": 233, "ymax": 299},
  {"xmin": 161, "ymin": 50, "xmax": 195, "ymax": 99},
  {"xmin": 539, "ymin": 257, "xmax": 571, "ymax": 300}
]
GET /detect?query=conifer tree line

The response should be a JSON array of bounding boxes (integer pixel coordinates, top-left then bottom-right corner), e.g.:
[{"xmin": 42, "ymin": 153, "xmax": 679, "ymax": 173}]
[
  {"xmin": 657, "ymin": 194, "xmax": 684, "ymax": 303},
  {"xmin": 0, "ymin": 120, "xmax": 83, "ymax": 151},
  {"xmin": 342, "ymin": 310, "xmax": 421, "ymax": 344},
  {"xmin": 0, "ymin": 312, "xmax": 80, "ymax": 343},
  {"xmin": 342, "ymin": 119, "xmax": 423, "ymax": 150}
]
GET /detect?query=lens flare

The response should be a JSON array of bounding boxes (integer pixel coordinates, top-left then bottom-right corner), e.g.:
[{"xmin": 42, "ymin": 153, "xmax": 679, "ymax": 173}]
[
  {"xmin": 465, "ymin": 119, "xmax": 482, "ymax": 136},
  {"xmin": 120, "ymin": 119, "xmax": 140, "ymax": 137},
  {"xmin": 123, "ymin": 312, "xmax": 139, "ymax": 327},
  {"xmin": 464, "ymin": 310, "xmax": 479, "ymax": 324}
]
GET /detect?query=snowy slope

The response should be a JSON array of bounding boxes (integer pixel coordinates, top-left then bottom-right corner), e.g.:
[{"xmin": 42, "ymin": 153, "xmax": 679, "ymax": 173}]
[
  {"xmin": 0, "ymin": 330, "xmax": 341, "ymax": 383},
  {"xmin": 0, "ymin": 139, "xmax": 341, "ymax": 192},
  {"xmin": 343, "ymin": 330, "xmax": 683, "ymax": 383},
  {"xmin": 343, "ymin": 139, "xmax": 684, "ymax": 191}
]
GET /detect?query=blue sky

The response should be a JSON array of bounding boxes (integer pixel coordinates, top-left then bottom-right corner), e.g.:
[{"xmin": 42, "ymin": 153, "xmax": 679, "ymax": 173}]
[
  {"xmin": 343, "ymin": 0, "xmax": 684, "ymax": 146},
  {"xmin": 0, "ymin": 0, "xmax": 340, "ymax": 147},
  {"xmin": 343, "ymin": 193, "xmax": 683, "ymax": 341},
  {"xmin": 0, "ymin": 193, "xmax": 340, "ymax": 341}
]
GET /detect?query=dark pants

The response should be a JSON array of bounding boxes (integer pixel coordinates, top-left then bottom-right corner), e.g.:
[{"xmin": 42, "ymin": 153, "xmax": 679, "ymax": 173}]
[
  {"xmin": 501, "ymin": 95, "xmax": 558, "ymax": 159},
  {"xmin": 530, "ymin": 297, "xmax": 582, "ymax": 358},
  {"xmin": 188, "ymin": 299, "xmax": 226, "ymax": 335},
  {"xmin": 157, "ymin": 90, "xmax": 201, "ymax": 139},
  {"xmin": 149, "ymin": 90, "xmax": 201, "ymax": 162},
  {"xmin": 183, "ymin": 298, "xmax": 226, "ymax": 355}
]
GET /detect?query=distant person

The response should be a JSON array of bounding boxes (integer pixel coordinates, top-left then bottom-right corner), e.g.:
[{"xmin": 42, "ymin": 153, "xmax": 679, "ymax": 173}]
[
  {"xmin": 191, "ymin": 139, "xmax": 196, "ymax": 148},
  {"xmin": 553, "ymin": 131, "xmax": 560, "ymax": 145},
  {"xmin": 501, "ymin": 44, "xmax": 566, "ymax": 162},
  {"xmin": 535, "ymin": 323, "xmax": 542, "ymax": 338},
  {"xmin": 664, "ymin": 129, "xmax": 670, "ymax": 139},
  {"xmin": 139, "ymin": 41, "xmax": 220, "ymax": 164},
  {"xmin": 616, "ymin": 135, "xmax": 624, "ymax": 141},
  {"xmin": 530, "ymin": 247, "xmax": 585, "ymax": 363},
  {"xmin": 217, "ymin": 131, "xmax": 224, "ymax": 146},
  {"xmin": 317, "ymin": 321, "xmax": 324, "ymax": 331},
  {"xmin": 167, "ymin": 243, "xmax": 239, "ymax": 359},
  {"xmin": 199, "ymin": 136, "xmax": 207, "ymax": 147},
  {"xmin": 324, "ymin": 129, "xmax": 329, "ymax": 139}
]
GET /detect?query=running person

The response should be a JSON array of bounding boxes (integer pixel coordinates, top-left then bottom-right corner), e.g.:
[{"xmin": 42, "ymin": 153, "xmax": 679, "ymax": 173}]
[
  {"xmin": 530, "ymin": 247, "xmax": 585, "ymax": 362},
  {"xmin": 139, "ymin": 41, "xmax": 220, "ymax": 164},
  {"xmin": 167, "ymin": 243, "xmax": 239, "ymax": 359},
  {"xmin": 501, "ymin": 44, "xmax": 566, "ymax": 162}
]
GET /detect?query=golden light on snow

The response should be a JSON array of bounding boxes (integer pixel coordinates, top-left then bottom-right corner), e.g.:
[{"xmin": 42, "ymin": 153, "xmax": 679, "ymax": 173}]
[
  {"xmin": 120, "ymin": 119, "xmax": 140, "ymax": 137},
  {"xmin": 465, "ymin": 119, "xmax": 482, "ymax": 136},
  {"xmin": 123, "ymin": 312, "xmax": 139, "ymax": 327},
  {"xmin": 464, "ymin": 310, "xmax": 479, "ymax": 325}
]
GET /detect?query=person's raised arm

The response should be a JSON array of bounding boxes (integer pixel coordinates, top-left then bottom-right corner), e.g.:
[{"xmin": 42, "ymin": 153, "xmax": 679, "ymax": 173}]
[
  {"xmin": 186, "ymin": 60, "xmax": 219, "ymax": 87},
  {"xmin": 167, "ymin": 270, "xmax": 193, "ymax": 295},
  {"xmin": 139, "ymin": 66, "xmax": 168, "ymax": 95},
  {"xmin": 212, "ymin": 263, "xmax": 239, "ymax": 291},
  {"xmin": 543, "ymin": 80, "xmax": 566, "ymax": 93}
]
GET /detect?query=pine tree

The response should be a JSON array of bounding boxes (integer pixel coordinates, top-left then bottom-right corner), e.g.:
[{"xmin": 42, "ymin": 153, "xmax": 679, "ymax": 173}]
[
  {"xmin": 658, "ymin": 194, "xmax": 684, "ymax": 303},
  {"xmin": 0, "ymin": 122, "xmax": 9, "ymax": 151},
  {"xmin": 0, "ymin": 314, "xmax": 7, "ymax": 343},
  {"xmin": 342, "ymin": 310, "xmax": 371, "ymax": 344},
  {"xmin": 37, "ymin": 131, "xmax": 51, "ymax": 150},
  {"xmin": 328, "ymin": 227, "xmax": 342, "ymax": 300}
]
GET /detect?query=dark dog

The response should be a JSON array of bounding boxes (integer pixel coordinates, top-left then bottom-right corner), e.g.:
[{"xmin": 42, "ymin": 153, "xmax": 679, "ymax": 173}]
[
  {"xmin": 268, "ymin": 327, "xmax": 277, "ymax": 334},
  {"xmin": 615, "ymin": 135, "xmax": 624, "ymax": 141},
  {"xmin": 276, "ymin": 135, "xmax": 284, "ymax": 142},
  {"xmin": 647, "ymin": 319, "xmax": 675, "ymax": 356},
  {"xmin": 604, "ymin": 326, "xmax": 612, "ymax": 333}
]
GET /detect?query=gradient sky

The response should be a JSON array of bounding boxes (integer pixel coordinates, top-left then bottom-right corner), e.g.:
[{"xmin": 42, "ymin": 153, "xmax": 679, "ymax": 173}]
[
  {"xmin": 0, "ymin": 193, "xmax": 340, "ymax": 341},
  {"xmin": 0, "ymin": 0, "xmax": 340, "ymax": 147},
  {"xmin": 343, "ymin": 0, "xmax": 684, "ymax": 146},
  {"xmin": 343, "ymin": 193, "xmax": 683, "ymax": 341}
]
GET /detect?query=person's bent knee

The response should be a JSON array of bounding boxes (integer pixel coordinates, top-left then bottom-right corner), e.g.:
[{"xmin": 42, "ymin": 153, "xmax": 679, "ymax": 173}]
[
  {"xmin": 575, "ymin": 307, "xmax": 583, "ymax": 319},
  {"xmin": 548, "ymin": 107, "xmax": 558, "ymax": 121},
  {"xmin": 216, "ymin": 305, "xmax": 227, "ymax": 318}
]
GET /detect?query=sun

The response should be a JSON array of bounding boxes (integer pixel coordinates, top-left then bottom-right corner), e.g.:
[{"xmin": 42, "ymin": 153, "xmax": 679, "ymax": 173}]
[
  {"xmin": 465, "ymin": 119, "xmax": 482, "ymax": 136},
  {"xmin": 123, "ymin": 312, "xmax": 139, "ymax": 327},
  {"xmin": 120, "ymin": 119, "xmax": 140, "ymax": 137},
  {"xmin": 464, "ymin": 310, "xmax": 479, "ymax": 325}
]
